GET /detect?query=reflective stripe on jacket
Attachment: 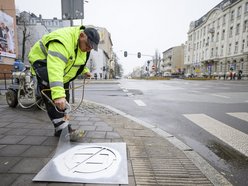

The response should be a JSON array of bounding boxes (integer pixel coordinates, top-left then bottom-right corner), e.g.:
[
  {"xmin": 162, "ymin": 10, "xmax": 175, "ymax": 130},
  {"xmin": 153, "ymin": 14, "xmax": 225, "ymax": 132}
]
[{"xmin": 28, "ymin": 26, "xmax": 90, "ymax": 100}]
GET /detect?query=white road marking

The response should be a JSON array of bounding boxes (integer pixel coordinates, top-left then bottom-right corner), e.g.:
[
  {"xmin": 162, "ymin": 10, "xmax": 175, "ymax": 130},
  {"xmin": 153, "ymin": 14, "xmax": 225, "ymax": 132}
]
[
  {"xmin": 126, "ymin": 93, "xmax": 133, "ymax": 96},
  {"xmin": 189, "ymin": 90, "xmax": 200, "ymax": 93},
  {"xmin": 183, "ymin": 113, "xmax": 248, "ymax": 157},
  {"xmin": 211, "ymin": 94, "xmax": 230, "ymax": 99},
  {"xmin": 134, "ymin": 100, "xmax": 146, "ymax": 106},
  {"xmin": 227, "ymin": 112, "xmax": 248, "ymax": 122}
]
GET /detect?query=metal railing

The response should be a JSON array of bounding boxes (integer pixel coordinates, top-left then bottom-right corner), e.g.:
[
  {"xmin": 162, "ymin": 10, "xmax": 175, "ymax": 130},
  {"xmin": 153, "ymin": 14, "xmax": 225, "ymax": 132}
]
[{"xmin": 0, "ymin": 71, "xmax": 13, "ymax": 90}]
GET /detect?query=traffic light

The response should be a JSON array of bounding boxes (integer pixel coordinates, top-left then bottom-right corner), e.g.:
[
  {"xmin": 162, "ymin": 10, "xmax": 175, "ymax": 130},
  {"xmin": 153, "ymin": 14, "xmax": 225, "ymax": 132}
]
[
  {"xmin": 124, "ymin": 51, "xmax": 128, "ymax": 57},
  {"xmin": 137, "ymin": 52, "xmax": 141, "ymax": 58}
]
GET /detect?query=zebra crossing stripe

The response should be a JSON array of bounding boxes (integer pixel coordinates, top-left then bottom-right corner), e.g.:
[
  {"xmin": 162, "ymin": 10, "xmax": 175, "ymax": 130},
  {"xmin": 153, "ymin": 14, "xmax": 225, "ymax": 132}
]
[
  {"xmin": 227, "ymin": 112, "xmax": 248, "ymax": 122},
  {"xmin": 183, "ymin": 113, "xmax": 248, "ymax": 157},
  {"xmin": 134, "ymin": 100, "xmax": 146, "ymax": 106}
]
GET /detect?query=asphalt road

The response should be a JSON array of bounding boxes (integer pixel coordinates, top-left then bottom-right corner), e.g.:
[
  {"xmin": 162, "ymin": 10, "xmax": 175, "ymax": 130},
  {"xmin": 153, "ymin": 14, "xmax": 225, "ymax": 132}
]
[{"xmin": 79, "ymin": 78, "xmax": 248, "ymax": 186}]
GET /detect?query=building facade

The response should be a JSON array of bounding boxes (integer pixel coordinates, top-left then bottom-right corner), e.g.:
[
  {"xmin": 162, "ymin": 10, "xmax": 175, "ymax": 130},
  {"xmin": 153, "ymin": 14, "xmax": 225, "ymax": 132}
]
[
  {"xmin": 16, "ymin": 12, "xmax": 115, "ymax": 79},
  {"xmin": 185, "ymin": 0, "xmax": 248, "ymax": 78},
  {"xmin": 16, "ymin": 11, "xmax": 49, "ymax": 64},
  {"xmin": 86, "ymin": 26, "xmax": 113, "ymax": 79},
  {"xmin": 162, "ymin": 45, "xmax": 185, "ymax": 76},
  {"xmin": 16, "ymin": 12, "xmax": 71, "ymax": 64}
]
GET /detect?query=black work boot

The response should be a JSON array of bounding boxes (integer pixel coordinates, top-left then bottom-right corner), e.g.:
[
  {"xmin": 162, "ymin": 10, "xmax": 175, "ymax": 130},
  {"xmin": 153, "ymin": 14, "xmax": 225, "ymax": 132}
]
[
  {"xmin": 54, "ymin": 129, "xmax": 62, "ymax": 137},
  {"xmin": 68, "ymin": 125, "xmax": 85, "ymax": 142},
  {"xmin": 54, "ymin": 125, "xmax": 85, "ymax": 142}
]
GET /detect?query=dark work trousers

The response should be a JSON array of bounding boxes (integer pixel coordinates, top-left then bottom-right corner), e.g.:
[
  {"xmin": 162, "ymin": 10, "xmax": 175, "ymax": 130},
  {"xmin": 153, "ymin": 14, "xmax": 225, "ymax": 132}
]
[{"xmin": 33, "ymin": 60, "xmax": 70, "ymax": 133}]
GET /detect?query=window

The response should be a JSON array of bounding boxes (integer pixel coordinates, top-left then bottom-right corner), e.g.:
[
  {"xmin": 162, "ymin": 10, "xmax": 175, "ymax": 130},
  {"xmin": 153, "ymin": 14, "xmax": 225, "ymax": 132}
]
[
  {"xmin": 223, "ymin": 14, "xmax": 226, "ymax": 25},
  {"xmin": 236, "ymin": 23, "xmax": 240, "ymax": 35},
  {"xmin": 189, "ymin": 35, "xmax": 192, "ymax": 41},
  {"xmin": 221, "ymin": 45, "xmax": 224, "ymax": 56},
  {"xmin": 228, "ymin": 43, "xmax": 232, "ymax": 54},
  {"xmin": 230, "ymin": 10, "xmax": 235, "ymax": 21},
  {"xmin": 216, "ymin": 47, "xmax": 218, "ymax": 56},
  {"xmin": 237, "ymin": 6, "xmax": 241, "ymax": 17},
  {"xmin": 216, "ymin": 32, "xmax": 219, "ymax": 42},
  {"xmin": 234, "ymin": 41, "xmax": 238, "ymax": 53},
  {"xmin": 211, "ymin": 48, "xmax": 214, "ymax": 57},
  {"xmin": 211, "ymin": 34, "xmax": 214, "ymax": 42},
  {"xmin": 244, "ymin": 20, "xmax": 248, "ymax": 32},
  {"xmin": 222, "ymin": 29, "xmax": 225, "ymax": 40},
  {"xmin": 242, "ymin": 40, "xmax": 245, "ymax": 51},
  {"xmin": 229, "ymin": 26, "xmax": 233, "ymax": 37},
  {"xmin": 217, "ymin": 18, "xmax": 220, "ymax": 28},
  {"xmin": 245, "ymin": 2, "xmax": 248, "ymax": 13}
]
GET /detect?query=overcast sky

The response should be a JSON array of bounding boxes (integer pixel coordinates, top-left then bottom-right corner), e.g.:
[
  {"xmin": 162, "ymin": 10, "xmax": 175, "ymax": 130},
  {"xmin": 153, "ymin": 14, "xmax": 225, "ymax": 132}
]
[{"xmin": 15, "ymin": 0, "xmax": 222, "ymax": 75}]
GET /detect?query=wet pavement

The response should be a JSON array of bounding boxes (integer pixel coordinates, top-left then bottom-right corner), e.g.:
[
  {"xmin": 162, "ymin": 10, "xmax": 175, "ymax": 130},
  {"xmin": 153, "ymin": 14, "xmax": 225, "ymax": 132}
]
[{"xmin": 0, "ymin": 92, "xmax": 232, "ymax": 185}]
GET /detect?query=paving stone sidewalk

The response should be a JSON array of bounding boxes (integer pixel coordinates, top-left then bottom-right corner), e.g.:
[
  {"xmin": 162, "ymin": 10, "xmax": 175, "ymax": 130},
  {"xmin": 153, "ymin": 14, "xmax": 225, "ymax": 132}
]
[{"xmin": 0, "ymin": 95, "xmax": 231, "ymax": 186}]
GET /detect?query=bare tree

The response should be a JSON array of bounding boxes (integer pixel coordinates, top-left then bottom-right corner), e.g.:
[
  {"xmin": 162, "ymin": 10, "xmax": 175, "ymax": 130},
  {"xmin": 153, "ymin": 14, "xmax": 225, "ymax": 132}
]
[{"xmin": 17, "ymin": 12, "xmax": 31, "ymax": 62}]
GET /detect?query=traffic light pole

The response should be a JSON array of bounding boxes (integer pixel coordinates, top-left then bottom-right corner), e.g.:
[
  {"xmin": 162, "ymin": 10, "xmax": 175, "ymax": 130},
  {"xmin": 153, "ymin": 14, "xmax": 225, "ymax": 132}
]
[{"xmin": 61, "ymin": 0, "xmax": 85, "ymax": 103}]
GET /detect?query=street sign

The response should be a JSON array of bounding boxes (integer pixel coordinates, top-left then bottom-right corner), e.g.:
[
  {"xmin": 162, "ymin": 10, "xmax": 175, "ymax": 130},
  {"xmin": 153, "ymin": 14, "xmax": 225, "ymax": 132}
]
[{"xmin": 61, "ymin": 0, "xmax": 84, "ymax": 20}]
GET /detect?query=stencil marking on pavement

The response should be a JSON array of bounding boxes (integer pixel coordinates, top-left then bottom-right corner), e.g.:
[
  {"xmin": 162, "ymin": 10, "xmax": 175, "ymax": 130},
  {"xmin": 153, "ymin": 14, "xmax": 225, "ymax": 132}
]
[
  {"xmin": 183, "ymin": 113, "xmax": 248, "ymax": 157},
  {"xmin": 33, "ymin": 143, "xmax": 128, "ymax": 184}
]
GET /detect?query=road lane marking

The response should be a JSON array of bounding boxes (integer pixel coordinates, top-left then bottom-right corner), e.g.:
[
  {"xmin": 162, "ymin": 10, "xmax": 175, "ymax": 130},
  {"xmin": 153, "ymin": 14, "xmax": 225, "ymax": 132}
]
[
  {"xmin": 227, "ymin": 112, "xmax": 248, "ymax": 122},
  {"xmin": 211, "ymin": 94, "xmax": 230, "ymax": 99},
  {"xmin": 189, "ymin": 90, "xmax": 200, "ymax": 93},
  {"xmin": 134, "ymin": 100, "xmax": 146, "ymax": 106},
  {"xmin": 183, "ymin": 114, "xmax": 248, "ymax": 157}
]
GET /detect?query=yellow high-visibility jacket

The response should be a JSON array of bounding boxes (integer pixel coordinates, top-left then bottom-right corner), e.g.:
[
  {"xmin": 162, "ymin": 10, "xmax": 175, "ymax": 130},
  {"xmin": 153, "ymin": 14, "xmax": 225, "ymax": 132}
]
[{"xmin": 28, "ymin": 26, "xmax": 90, "ymax": 100}]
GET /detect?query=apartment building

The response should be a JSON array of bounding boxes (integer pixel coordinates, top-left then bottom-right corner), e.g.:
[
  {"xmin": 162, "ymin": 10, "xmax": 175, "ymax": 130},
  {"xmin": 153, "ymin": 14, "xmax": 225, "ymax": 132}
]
[
  {"xmin": 162, "ymin": 45, "xmax": 185, "ymax": 76},
  {"xmin": 185, "ymin": 0, "xmax": 248, "ymax": 77}
]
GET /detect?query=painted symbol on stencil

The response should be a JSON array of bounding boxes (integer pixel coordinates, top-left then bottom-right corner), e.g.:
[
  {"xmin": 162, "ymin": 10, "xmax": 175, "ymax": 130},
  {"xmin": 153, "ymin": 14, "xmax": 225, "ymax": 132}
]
[{"xmin": 63, "ymin": 146, "xmax": 117, "ymax": 173}]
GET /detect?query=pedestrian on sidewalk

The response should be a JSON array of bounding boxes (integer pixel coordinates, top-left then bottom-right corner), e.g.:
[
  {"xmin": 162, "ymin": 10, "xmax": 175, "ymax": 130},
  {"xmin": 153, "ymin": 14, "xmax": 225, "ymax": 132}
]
[{"xmin": 28, "ymin": 25, "xmax": 100, "ymax": 137}]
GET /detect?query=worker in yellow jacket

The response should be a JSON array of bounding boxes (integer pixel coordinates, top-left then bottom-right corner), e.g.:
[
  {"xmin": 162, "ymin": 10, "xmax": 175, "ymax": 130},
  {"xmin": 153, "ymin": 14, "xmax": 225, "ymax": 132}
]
[{"xmin": 28, "ymin": 26, "xmax": 100, "ymax": 137}]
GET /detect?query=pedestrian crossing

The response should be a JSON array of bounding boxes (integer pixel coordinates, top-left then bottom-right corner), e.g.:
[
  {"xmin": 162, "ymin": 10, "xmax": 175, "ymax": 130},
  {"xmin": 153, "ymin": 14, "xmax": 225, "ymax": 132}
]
[
  {"xmin": 183, "ymin": 112, "xmax": 248, "ymax": 157},
  {"xmin": 227, "ymin": 112, "xmax": 248, "ymax": 122}
]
